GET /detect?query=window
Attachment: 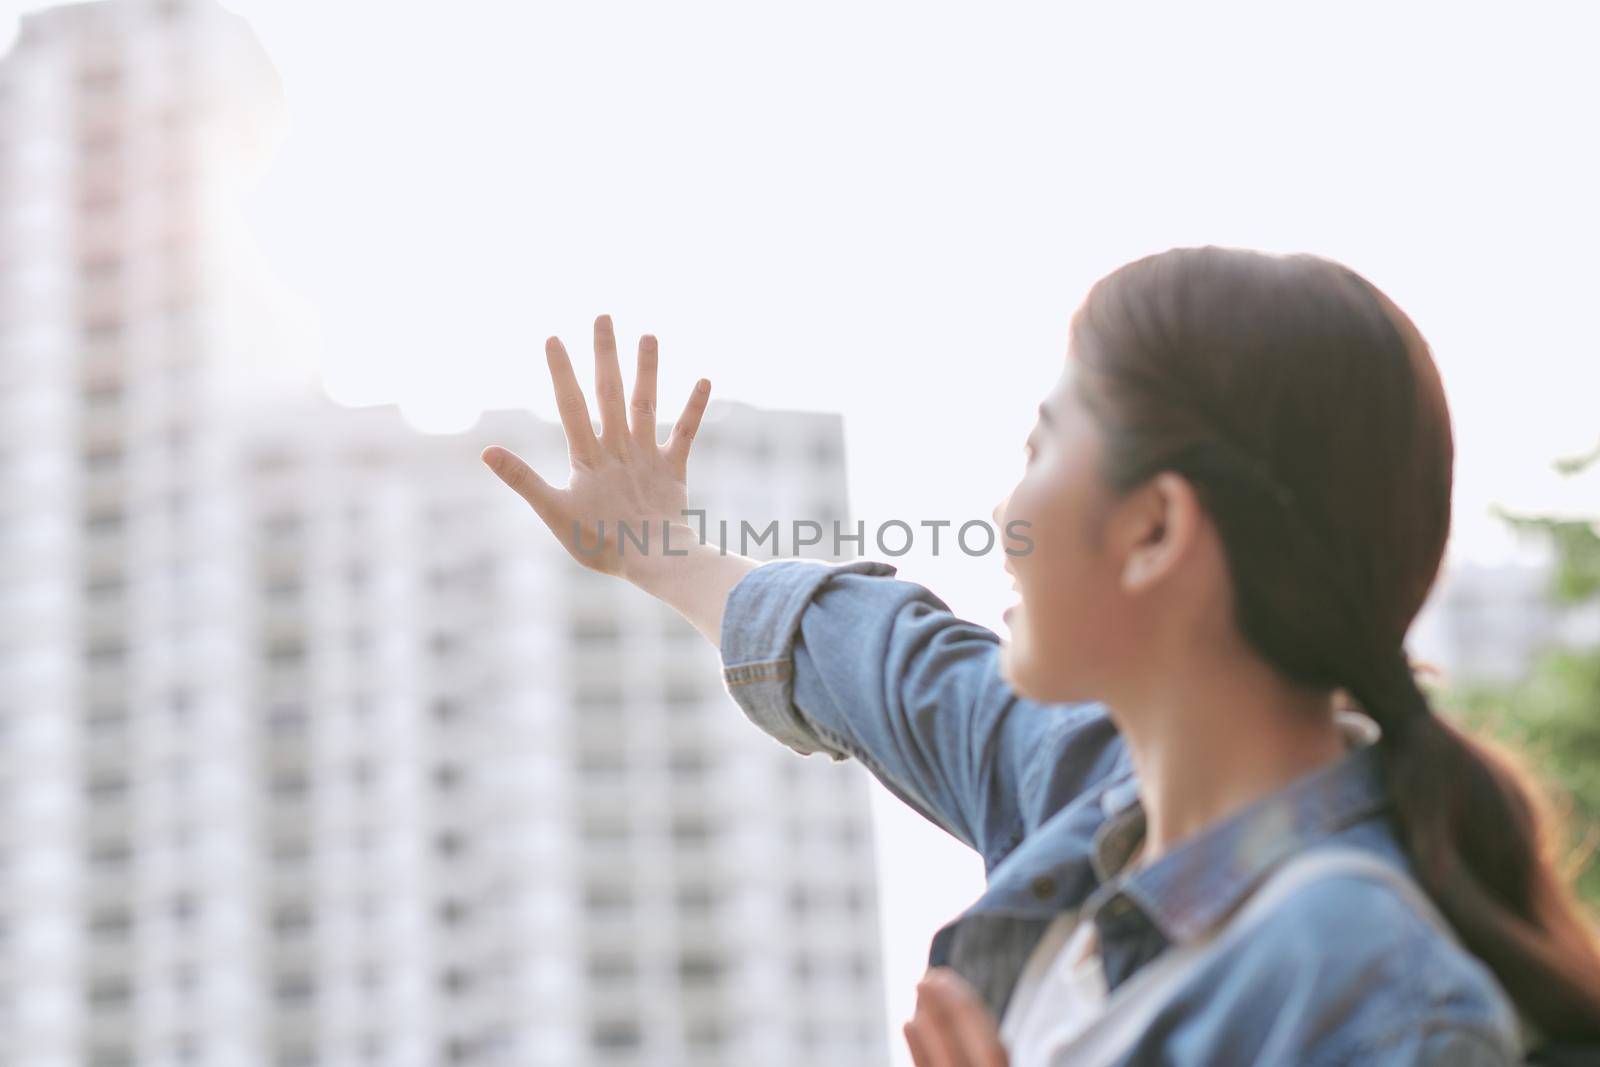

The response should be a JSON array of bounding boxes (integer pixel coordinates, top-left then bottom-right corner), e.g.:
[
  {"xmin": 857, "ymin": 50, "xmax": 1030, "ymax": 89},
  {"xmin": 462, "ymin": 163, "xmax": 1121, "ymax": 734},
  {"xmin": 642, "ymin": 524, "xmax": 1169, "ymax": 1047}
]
[
  {"xmin": 577, "ymin": 746, "xmax": 625, "ymax": 777},
  {"xmin": 83, "ymin": 444, "xmax": 123, "ymax": 472},
  {"xmin": 263, "ymin": 574, "xmax": 301, "ymax": 600},
  {"xmin": 82, "ymin": 318, "xmax": 122, "ymax": 346},
  {"xmin": 81, "ymin": 253, "xmax": 120, "ymax": 284},
  {"xmin": 78, "ymin": 63, "xmax": 121, "ymax": 94},
  {"xmin": 583, "ymin": 883, "xmax": 632, "ymax": 917},
  {"xmin": 844, "ymin": 886, "xmax": 866, "ymax": 915},
  {"xmin": 811, "ymin": 436, "xmax": 841, "ymax": 468},
  {"xmin": 85, "ymin": 574, "xmax": 125, "ymax": 599},
  {"xmin": 274, "ymin": 972, "xmax": 315, "ymax": 1005},
  {"xmin": 438, "ymin": 898, "xmax": 471, "ymax": 927},
  {"xmin": 663, "ymin": 680, "xmax": 700, "ymax": 713},
  {"xmin": 677, "ymin": 951, "xmax": 724, "ymax": 987},
  {"xmin": 263, "ymin": 637, "xmax": 305, "ymax": 667},
  {"xmin": 792, "ymin": 954, "xmax": 820, "ymax": 986},
  {"xmin": 272, "ymin": 835, "xmax": 309, "ymax": 863},
  {"xmin": 675, "ymin": 884, "xmax": 718, "ymax": 918},
  {"xmin": 441, "ymin": 967, "xmax": 472, "ymax": 996},
  {"xmin": 788, "ymin": 885, "xmax": 812, "ymax": 917},
  {"xmin": 267, "ymin": 704, "xmax": 306, "ymax": 736},
  {"xmin": 260, "ymin": 511, "xmax": 301, "ymax": 540},
  {"xmin": 269, "ymin": 769, "xmax": 310, "ymax": 799},
  {"xmin": 667, "ymin": 747, "xmax": 709, "ymax": 778},
  {"xmin": 580, "ymin": 814, "xmax": 629, "ymax": 844},
  {"xmin": 574, "ymin": 679, "xmax": 623, "ymax": 713},
  {"xmin": 86, "ymin": 769, "xmax": 129, "ymax": 801},
  {"xmin": 590, "ymin": 1019, "xmax": 641, "ymax": 1050},
  {"xmin": 83, "ymin": 509, "xmax": 125, "ymax": 538},
  {"xmin": 272, "ymin": 908, "xmax": 312, "ymax": 940},
  {"xmin": 571, "ymin": 616, "xmax": 621, "ymax": 645},
  {"xmin": 87, "ymin": 975, "xmax": 133, "ymax": 1009},
  {"xmin": 85, "ymin": 637, "xmax": 126, "ymax": 667},
  {"xmin": 587, "ymin": 952, "xmax": 635, "ymax": 983},
  {"xmin": 251, "ymin": 448, "xmax": 293, "ymax": 475},
  {"xmin": 687, "ymin": 1019, "xmax": 726, "ymax": 1051},
  {"xmin": 86, "ymin": 704, "xmax": 128, "ymax": 734},
  {"xmin": 670, "ymin": 815, "xmax": 713, "ymax": 847},
  {"xmin": 88, "ymin": 906, "xmax": 132, "ymax": 939}
]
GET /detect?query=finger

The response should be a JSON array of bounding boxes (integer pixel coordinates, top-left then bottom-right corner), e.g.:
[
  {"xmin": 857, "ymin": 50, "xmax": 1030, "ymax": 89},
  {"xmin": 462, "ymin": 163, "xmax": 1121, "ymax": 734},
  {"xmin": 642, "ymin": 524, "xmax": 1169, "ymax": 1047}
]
[
  {"xmin": 546, "ymin": 336, "xmax": 600, "ymax": 465},
  {"xmin": 481, "ymin": 446, "xmax": 562, "ymax": 529},
  {"xmin": 664, "ymin": 377, "xmax": 711, "ymax": 475},
  {"xmin": 631, "ymin": 333, "xmax": 659, "ymax": 449},
  {"xmin": 924, "ymin": 971, "xmax": 1008, "ymax": 1067},
  {"xmin": 593, "ymin": 314, "xmax": 629, "ymax": 454},
  {"xmin": 909, "ymin": 979, "xmax": 965, "ymax": 1067},
  {"xmin": 903, "ymin": 1020, "xmax": 940, "ymax": 1067}
]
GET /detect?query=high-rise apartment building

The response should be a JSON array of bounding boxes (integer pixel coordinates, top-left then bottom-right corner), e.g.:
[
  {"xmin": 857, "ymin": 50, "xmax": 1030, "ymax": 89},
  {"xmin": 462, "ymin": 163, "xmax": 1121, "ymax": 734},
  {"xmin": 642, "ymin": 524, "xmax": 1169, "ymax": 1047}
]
[
  {"xmin": 0, "ymin": 3, "xmax": 888, "ymax": 1065},
  {"xmin": 225, "ymin": 396, "xmax": 887, "ymax": 1067}
]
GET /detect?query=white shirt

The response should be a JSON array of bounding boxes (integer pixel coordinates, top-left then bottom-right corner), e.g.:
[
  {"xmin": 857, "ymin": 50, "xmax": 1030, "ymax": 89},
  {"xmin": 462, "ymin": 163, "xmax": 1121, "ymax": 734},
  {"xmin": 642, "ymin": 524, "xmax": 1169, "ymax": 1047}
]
[{"xmin": 998, "ymin": 909, "xmax": 1109, "ymax": 1061}]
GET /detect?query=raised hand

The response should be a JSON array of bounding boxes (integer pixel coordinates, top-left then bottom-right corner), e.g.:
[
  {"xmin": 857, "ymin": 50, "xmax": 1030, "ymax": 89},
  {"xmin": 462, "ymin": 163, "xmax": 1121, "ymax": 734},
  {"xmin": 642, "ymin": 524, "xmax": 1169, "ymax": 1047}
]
[{"xmin": 481, "ymin": 314, "xmax": 711, "ymax": 579}]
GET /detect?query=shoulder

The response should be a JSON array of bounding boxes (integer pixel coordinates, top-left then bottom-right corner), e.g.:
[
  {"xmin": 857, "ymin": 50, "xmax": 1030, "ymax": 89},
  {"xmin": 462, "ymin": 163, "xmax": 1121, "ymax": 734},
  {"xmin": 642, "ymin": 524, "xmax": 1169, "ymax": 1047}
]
[
  {"xmin": 1141, "ymin": 844, "xmax": 1523, "ymax": 1067},
  {"xmin": 1013, "ymin": 702, "xmax": 1129, "ymax": 828},
  {"xmin": 1222, "ymin": 850, "xmax": 1522, "ymax": 1064}
]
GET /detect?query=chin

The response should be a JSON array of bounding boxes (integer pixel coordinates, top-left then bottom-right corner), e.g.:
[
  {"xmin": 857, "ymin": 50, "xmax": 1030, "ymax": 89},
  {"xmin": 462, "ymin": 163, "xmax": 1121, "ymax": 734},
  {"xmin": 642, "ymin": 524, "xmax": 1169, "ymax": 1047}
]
[
  {"xmin": 998, "ymin": 638, "xmax": 1041, "ymax": 701},
  {"xmin": 1001, "ymin": 634, "xmax": 1091, "ymax": 705}
]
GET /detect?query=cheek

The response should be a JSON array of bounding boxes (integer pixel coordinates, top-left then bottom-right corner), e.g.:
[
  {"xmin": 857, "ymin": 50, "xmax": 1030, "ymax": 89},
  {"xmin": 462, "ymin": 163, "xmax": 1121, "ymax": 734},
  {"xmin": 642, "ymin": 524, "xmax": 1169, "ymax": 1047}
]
[
  {"xmin": 1003, "ymin": 466, "xmax": 1080, "ymax": 590},
  {"xmin": 999, "ymin": 470, "xmax": 1125, "ymax": 699}
]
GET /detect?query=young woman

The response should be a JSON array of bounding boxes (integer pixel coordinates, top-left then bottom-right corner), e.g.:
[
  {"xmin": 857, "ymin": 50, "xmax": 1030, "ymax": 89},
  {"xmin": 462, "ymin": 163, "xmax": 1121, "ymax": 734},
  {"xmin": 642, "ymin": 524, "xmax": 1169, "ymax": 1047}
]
[{"xmin": 481, "ymin": 247, "xmax": 1600, "ymax": 1066}]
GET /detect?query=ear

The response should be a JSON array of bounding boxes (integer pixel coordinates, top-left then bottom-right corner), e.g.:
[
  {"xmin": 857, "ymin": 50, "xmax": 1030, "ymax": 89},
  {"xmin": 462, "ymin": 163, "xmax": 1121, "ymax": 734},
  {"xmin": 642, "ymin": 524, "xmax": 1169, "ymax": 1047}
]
[{"xmin": 1119, "ymin": 472, "xmax": 1201, "ymax": 593}]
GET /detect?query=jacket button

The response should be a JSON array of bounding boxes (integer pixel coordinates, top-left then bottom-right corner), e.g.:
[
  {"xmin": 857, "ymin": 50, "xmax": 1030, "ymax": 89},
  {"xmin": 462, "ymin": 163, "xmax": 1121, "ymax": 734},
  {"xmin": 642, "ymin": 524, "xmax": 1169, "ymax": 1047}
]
[{"xmin": 1029, "ymin": 875, "xmax": 1057, "ymax": 901}]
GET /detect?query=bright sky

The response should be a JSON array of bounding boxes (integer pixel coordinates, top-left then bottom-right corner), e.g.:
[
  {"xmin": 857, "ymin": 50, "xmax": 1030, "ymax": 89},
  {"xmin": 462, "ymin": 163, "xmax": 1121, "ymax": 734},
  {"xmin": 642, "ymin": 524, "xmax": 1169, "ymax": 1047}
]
[{"xmin": 5, "ymin": 2, "xmax": 1598, "ymax": 1061}]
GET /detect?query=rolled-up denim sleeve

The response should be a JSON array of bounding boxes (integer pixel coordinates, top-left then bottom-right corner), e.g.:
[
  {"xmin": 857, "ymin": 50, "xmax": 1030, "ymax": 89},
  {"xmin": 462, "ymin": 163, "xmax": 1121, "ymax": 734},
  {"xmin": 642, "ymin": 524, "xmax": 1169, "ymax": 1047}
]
[{"xmin": 719, "ymin": 557, "xmax": 1120, "ymax": 869}]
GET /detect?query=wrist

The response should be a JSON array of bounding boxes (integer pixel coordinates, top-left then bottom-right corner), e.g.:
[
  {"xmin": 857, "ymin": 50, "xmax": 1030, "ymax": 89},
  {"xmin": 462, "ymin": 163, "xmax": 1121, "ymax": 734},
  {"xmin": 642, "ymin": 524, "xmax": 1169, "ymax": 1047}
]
[{"xmin": 620, "ymin": 519, "xmax": 707, "ymax": 589}]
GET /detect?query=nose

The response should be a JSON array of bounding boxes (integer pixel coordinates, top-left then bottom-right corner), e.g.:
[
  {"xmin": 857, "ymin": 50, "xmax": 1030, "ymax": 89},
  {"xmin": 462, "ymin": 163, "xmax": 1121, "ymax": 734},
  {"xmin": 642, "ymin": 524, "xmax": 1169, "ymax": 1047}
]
[{"xmin": 992, "ymin": 495, "xmax": 1008, "ymax": 530}]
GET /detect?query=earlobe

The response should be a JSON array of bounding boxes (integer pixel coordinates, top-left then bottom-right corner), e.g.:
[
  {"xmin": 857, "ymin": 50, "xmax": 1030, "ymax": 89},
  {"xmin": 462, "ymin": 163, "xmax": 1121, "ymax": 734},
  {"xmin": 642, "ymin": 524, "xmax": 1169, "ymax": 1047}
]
[
  {"xmin": 1121, "ymin": 545, "xmax": 1160, "ymax": 591},
  {"xmin": 1121, "ymin": 479, "xmax": 1181, "ymax": 592}
]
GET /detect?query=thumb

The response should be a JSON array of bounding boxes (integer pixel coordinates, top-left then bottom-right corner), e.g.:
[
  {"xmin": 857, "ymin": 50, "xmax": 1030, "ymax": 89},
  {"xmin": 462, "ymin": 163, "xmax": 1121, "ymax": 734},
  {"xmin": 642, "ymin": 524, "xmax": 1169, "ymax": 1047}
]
[{"xmin": 481, "ymin": 446, "xmax": 561, "ymax": 527}]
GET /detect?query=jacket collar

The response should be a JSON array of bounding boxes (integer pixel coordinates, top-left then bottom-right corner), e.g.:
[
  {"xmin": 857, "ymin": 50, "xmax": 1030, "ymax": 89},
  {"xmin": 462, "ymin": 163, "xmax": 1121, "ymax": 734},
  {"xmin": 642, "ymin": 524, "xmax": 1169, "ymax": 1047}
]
[{"xmin": 1086, "ymin": 710, "xmax": 1390, "ymax": 944}]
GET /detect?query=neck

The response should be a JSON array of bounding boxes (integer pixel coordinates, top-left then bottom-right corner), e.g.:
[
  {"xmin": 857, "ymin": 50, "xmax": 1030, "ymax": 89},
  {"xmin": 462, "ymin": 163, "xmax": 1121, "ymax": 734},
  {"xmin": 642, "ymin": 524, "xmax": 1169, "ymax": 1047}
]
[{"xmin": 1111, "ymin": 655, "xmax": 1347, "ymax": 863}]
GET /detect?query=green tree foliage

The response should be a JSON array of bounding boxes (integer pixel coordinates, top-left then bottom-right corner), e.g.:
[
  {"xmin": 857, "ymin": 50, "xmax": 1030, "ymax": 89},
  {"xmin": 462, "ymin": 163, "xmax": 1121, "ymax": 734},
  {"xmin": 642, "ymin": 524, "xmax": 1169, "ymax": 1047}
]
[{"xmin": 1442, "ymin": 440, "xmax": 1600, "ymax": 906}]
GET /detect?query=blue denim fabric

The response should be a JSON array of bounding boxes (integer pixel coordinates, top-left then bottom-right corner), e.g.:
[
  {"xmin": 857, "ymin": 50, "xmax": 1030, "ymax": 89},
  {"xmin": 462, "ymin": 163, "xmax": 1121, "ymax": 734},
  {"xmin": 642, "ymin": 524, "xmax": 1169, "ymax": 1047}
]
[{"xmin": 719, "ymin": 558, "xmax": 1531, "ymax": 1066}]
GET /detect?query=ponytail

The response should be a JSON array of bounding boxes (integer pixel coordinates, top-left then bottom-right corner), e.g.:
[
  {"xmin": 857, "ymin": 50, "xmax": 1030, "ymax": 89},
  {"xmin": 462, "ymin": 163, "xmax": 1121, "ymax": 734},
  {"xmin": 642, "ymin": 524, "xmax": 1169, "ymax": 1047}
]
[{"xmin": 1349, "ymin": 650, "xmax": 1600, "ymax": 1042}]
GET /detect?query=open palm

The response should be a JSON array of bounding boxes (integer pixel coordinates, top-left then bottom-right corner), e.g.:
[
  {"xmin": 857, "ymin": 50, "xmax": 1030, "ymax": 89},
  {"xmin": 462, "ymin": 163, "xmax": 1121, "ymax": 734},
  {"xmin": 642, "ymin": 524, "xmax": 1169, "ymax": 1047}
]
[{"xmin": 480, "ymin": 314, "xmax": 711, "ymax": 577}]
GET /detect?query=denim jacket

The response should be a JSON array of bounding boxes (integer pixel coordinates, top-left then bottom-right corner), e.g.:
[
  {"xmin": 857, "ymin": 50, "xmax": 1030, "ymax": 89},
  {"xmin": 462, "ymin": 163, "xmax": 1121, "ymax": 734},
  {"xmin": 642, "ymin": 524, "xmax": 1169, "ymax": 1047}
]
[{"xmin": 718, "ymin": 558, "xmax": 1539, "ymax": 1066}]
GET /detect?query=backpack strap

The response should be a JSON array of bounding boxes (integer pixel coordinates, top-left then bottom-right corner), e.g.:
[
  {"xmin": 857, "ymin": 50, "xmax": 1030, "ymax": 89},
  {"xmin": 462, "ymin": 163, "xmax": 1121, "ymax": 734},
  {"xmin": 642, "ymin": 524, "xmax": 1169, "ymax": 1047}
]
[{"xmin": 1044, "ymin": 846, "xmax": 1510, "ymax": 1067}]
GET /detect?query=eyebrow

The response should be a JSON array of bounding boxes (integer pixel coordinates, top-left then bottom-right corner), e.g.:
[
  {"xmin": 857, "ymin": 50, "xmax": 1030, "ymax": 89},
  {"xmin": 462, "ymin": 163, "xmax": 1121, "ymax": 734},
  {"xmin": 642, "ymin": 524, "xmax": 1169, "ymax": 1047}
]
[{"xmin": 1036, "ymin": 401, "xmax": 1055, "ymax": 427}]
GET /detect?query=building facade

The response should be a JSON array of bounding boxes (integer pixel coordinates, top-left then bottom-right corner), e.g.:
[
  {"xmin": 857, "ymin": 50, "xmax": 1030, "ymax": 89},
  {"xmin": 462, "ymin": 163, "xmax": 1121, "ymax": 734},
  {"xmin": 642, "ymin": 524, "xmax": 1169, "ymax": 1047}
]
[{"xmin": 0, "ymin": 3, "xmax": 888, "ymax": 1065}]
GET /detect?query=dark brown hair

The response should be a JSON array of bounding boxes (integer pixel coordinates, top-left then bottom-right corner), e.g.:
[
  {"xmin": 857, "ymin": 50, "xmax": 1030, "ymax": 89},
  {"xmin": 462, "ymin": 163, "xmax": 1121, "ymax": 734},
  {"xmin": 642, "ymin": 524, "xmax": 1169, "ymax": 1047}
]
[{"xmin": 1068, "ymin": 245, "xmax": 1600, "ymax": 1041}]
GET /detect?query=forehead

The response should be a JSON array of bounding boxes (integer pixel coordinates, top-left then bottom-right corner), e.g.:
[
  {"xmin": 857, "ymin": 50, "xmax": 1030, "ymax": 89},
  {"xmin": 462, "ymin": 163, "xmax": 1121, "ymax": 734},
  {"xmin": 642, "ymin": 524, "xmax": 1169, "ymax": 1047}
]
[{"xmin": 1041, "ymin": 360, "xmax": 1083, "ymax": 420}]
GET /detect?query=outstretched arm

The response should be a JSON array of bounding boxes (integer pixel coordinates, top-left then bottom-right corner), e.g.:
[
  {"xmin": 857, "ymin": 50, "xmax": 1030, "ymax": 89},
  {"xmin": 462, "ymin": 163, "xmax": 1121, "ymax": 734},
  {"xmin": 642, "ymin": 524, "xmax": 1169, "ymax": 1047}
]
[{"xmin": 481, "ymin": 315, "xmax": 1124, "ymax": 868}]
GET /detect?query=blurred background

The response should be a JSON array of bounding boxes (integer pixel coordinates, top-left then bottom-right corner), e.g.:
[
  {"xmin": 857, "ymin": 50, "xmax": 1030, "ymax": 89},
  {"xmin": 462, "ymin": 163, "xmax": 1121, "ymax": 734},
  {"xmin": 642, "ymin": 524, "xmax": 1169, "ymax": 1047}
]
[{"xmin": 0, "ymin": 1, "xmax": 1595, "ymax": 1065}]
